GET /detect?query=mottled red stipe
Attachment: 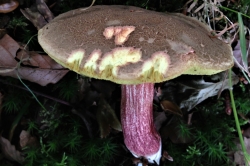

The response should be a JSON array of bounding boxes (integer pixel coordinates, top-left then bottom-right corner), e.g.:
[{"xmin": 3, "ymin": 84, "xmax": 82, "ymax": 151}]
[{"xmin": 121, "ymin": 83, "xmax": 161, "ymax": 156}]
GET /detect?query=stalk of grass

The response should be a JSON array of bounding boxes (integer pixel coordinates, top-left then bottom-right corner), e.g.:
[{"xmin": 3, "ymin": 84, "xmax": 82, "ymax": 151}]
[
  {"xmin": 16, "ymin": 71, "xmax": 47, "ymax": 112},
  {"xmin": 238, "ymin": 13, "xmax": 248, "ymax": 69},
  {"xmin": 16, "ymin": 34, "xmax": 48, "ymax": 112},
  {"xmin": 242, "ymin": 71, "xmax": 250, "ymax": 83},
  {"xmin": 222, "ymin": 8, "xmax": 250, "ymax": 165},
  {"xmin": 219, "ymin": 6, "xmax": 250, "ymax": 19},
  {"xmin": 229, "ymin": 69, "xmax": 250, "ymax": 165},
  {"xmin": 9, "ymin": 101, "xmax": 30, "ymax": 141}
]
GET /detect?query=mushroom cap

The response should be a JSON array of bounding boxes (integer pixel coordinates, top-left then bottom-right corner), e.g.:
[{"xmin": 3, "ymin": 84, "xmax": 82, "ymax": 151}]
[{"xmin": 38, "ymin": 5, "xmax": 233, "ymax": 84}]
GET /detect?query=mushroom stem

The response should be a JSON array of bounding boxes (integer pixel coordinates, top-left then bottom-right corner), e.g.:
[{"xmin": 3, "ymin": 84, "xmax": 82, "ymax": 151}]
[{"xmin": 121, "ymin": 83, "xmax": 161, "ymax": 164}]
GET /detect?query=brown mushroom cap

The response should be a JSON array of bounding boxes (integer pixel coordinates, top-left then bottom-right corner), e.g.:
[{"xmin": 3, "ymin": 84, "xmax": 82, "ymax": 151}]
[{"xmin": 38, "ymin": 5, "xmax": 233, "ymax": 84}]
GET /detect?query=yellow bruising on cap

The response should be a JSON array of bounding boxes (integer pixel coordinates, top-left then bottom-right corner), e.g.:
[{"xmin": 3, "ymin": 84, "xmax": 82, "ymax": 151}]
[
  {"xmin": 141, "ymin": 51, "xmax": 170, "ymax": 82},
  {"xmin": 103, "ymin": 27, "xmax": 114, "ymax": 39},
  {"xmin": 103, "ymin": 26, "xmax": 135, "ymax": 45},
  {"xmin": 99, "ymin": 47, "xmax": 142, "ymax": 79},
  {"xmin": 115, "ymin": 26, "xmax": 135, "ymax": 45},
  {"xmin": 66, "ymin": 48, "xmax": 171, "ymax": 84},
  {"xmin": 84, "ymin": 49, "xmax": 102, "ymax": 75},
  {"xmin": 67, "ymin": 49, "xmax": 85, "ymax": 72}
]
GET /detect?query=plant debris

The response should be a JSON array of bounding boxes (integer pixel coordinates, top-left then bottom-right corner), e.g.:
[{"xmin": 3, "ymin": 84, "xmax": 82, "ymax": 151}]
[{"xmin": 0, "ymin": 34, "xmax": 68, "ymax": 86}]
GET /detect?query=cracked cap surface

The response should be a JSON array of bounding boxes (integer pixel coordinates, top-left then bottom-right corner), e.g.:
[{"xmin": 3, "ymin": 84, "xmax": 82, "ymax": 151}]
[{"xmin": 38, "ymin": 5, "xmax": 233, "ymax": 84}]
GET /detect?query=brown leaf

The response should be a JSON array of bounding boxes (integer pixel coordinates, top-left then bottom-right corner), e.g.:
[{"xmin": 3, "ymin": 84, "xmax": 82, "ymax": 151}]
[
  {"xmin": 160, "ymin": 100, "xmax": 182, "ymax": 116},
  {"xmin": 132, "ymin": 157, "xmax": 141, "ymax": 165},
  {"xmin": 132, "ymin": 157, "xmax": 149, "ymax": 166},
  {"xmin": 233, "ymin": 40, "xmax": 250, "ymax": 69},
  {"xmin": 20, "ymin": 0, "xmax": 54, "ymax": 30},
  {"xmin": 161, "ymin": 72, "xmax": 239, "ymax": 112},
  {"xmin": 234, "ymin": 137, "xmax": 250, "ymax": 165},
  {"xmin": 0, "ymin": 136, "xmax": 24, "ymax": 164},
  {"xmin": 161, "ymin": 150, "xmax": 174, "ymax": 162},
  {"xmin": 142, "ymin": 158, "xmax": 148, "ymax": 166},
  {"xmin": 16, "ymin": 50, "xmax": 64, "ymax": 69},
  {"xmin": 0, "ymin": 0, "xmax": 19, "ymax": 13},
  {"xmin": 96, "ymin": 97, "xmax": 122, "ymax": 138},
  {"xmin": 1, "ymin": 67, "xmax": 69, "ymax": 86},
  {"xmin": 0, "ymin": 34, "xmax": 69, "ymax": 86},
  {"xmin": 0, "ymin": 34, "xmax": 19, "ymax": 68},
  {"xmin": 19, "ymin": 130, "xmax": 38, "ymax": 148},
  {"xmin": 154, "ymin": 111, "xmax": 167, "ymax": 131}
]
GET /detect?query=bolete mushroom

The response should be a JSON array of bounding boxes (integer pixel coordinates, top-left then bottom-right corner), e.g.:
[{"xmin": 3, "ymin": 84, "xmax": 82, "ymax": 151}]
[{"xmin": 38, "ymin": 5, "xmax": 233, "ymax": 164}]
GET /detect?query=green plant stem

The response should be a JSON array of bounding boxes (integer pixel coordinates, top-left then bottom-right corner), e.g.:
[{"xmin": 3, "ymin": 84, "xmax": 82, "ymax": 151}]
[
  {"xmin": 242, "ymin": 71, "xmax": 250, "ymax": 83},
  {"xmin": 219, "ymin": 6, "xmax": 250, "ymax": 19},
  {"xmin": 9, "ymin": 102, "xmax": 30, "ymax": 141},
  {"xmin": 238, "ymin": 13, "xmax": 248, "ymax": 69},
  {"xmin": 0, "ymin": 78, "xmax": 72, "ymax": 107},
  {"xmin": 16, "ymin": 71, "xmax": 48, "ymax": 112},
  {"xmin": 229, "ymin": 69, "xmax": 250, "ymax": 165}
]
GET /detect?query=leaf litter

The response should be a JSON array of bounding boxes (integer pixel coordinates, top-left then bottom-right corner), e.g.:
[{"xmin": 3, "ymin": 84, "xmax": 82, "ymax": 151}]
[
  {"xmin": 0, "ymin": 34, "xmax": 68, "ymax": 86},
  {"xmin": 0, "ymin": 136, "xmax": 24, "ymax": 164}
]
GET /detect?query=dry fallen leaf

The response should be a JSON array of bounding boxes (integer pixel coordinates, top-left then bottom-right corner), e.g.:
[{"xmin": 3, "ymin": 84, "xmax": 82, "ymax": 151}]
[
  {"xmin": 161, "ymin": 150, "xmax": 174, "ymax": 162},
  {"xmin": 154, "ymin": 111, "xmax": 167, "ymax": 131},
  {"xmin": 0, "ymin": 34, "xmax": 69, "ymax": 86},
  {"xmin": 234, "ymin": 137, "xmax": 250, "ymax": 165},
  {"xmin": 233, "ymin": 40, "xmax": 250, "ymax": 69},
  {"xmin": 96, "ymin": 97, "xmax": 122, "ymax": 138},
  {"xmin": 19, "ymin": 130, "xmax": 38, "ymax": 148},
  {"xmin": 0, "ymin": 136, "xmax": 24, "ymax": 164},
  {"xmin": 0, "ymin": 34, "xmax": 19, "ymax": 68},
  {"xmin": 20, "ymin": 0, "xmax": 54, "ymax": 30},
  {"xmin": 161, "ymin": 72, "xmax": 239, "ymax": 112},
  {"xmin": 16, "ymin": 49, "xmax": 65, "ymax": 69},
  {"xmin": 0, "ymin": 0, "xmax": 19, "ymax": 13},
  {"xmin": 160, "ymin": 100, "xmax": 183, "ymax": 116}
]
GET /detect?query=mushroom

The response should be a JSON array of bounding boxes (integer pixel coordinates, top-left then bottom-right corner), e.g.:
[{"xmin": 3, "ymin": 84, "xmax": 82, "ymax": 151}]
[
  {"xmin": 0, "ymin": 0, "xmax": 19, "ymax": 13},
  {"xmin": 37, "ymin": 5, "xmax": 233, "ymax": 164}
]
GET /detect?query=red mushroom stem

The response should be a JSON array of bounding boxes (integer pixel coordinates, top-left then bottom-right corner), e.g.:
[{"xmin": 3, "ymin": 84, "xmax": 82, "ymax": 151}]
[{"xmin": 121, "ymin": 83, "xmax": 161, "ymax": 163}]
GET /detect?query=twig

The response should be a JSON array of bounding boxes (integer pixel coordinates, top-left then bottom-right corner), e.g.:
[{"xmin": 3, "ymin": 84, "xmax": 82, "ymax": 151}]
[{"xmin": 0, "ymin": 78, "xmax": 72, "ymax": 107}]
